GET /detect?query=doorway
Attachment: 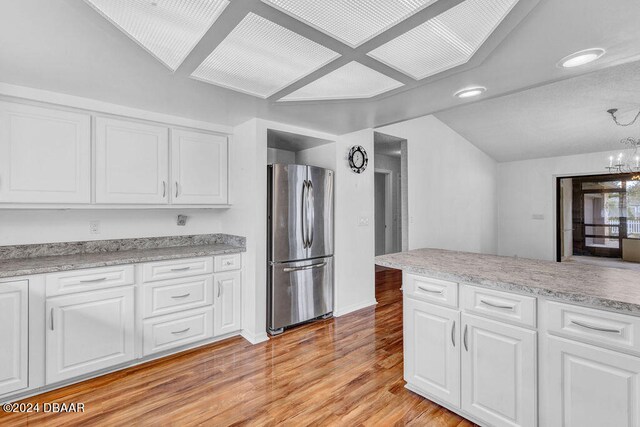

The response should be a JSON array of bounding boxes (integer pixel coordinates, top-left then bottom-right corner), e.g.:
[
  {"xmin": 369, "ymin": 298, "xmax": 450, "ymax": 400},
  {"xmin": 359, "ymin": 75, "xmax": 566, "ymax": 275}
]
[
  {"xmin": 374, "ymin": 132, "xmax": 405, "ymax": 256},
  {"xmin": 557, "ymin": 173, "xmax": 640, "ymax": 265}
]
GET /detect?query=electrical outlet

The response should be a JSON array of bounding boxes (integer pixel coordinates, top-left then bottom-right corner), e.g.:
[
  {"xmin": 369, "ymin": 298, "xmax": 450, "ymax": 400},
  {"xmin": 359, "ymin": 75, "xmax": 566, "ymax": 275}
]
[
  {"xmin": 358, "ymin": 216, "xmax": 370, "ymax": 227},
  {"xmin": 89, "ymin": 220, "xmax": 101, "ymax": 235}
]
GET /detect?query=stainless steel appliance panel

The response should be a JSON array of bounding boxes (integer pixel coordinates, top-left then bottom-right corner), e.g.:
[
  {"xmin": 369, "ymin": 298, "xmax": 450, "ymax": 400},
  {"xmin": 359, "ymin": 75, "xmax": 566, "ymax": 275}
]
[
  {"xmin": 306, "ymin": 166, "xmax": 334, "ymax": 259},
  {"xmin": 269, "ymin": 164, "xmax": 308, "ymax": 262},
  {"xmin": 269, "ymin": 257, "xmax": 333, "ymax": 331}
]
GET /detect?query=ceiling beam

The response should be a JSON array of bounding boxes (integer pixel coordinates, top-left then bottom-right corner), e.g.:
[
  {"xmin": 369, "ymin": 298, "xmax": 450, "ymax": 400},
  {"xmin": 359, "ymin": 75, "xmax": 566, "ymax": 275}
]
[{"xmin": 174, "ymin": 0, "xmax": 259, "ymax": 76}]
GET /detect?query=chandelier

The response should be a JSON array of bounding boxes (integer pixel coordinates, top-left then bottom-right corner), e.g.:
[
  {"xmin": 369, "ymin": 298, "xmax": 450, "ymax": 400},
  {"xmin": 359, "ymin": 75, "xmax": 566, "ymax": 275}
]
[{"xmin": 606, "ymin": 108, "xmax": 640, "ymax": 173}]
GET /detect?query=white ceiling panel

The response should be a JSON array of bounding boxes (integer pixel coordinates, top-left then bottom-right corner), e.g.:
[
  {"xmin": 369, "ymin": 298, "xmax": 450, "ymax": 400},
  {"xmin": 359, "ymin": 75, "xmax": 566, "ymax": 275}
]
[
  {"xmin": 280, "ymin": 62, "xmax": 403, "ymax": 101},
  {"xmin": 368, "ymin": 0, "xmax": 518, "ymax": 80},
  {"xmin": 191, "ymin": 13, "xmax": 339, "ymax": 98},
  {"xmin": 84, "ymin": 0, "xmax": 229, "ymax": 71},
  {"xmin": 262, "ymin": 0, "xmax": 437, "ymax": 47}
]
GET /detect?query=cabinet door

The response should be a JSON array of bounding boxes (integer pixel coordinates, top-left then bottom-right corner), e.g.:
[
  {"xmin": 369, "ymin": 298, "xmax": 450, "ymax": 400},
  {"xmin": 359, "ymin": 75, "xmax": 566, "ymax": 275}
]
[
  {"xmin": 171, "ymin": 129, "xmax": 228, "ymax": 204},
  {"xmin": 404, "ymin": 296, "xmax": 460, "ymax": 407},
  {"xmin": 547, "ymin": 336, "xmax": 640, "ymax": 427},
  {"xmin": 46, "ymin": 287, "xmax": 134, "ymax": 384},
  {"xmin": 214, "ymin": 271, "xmax": 241, "ymax": 336},
  {"xmin": 0, "ymin": 280, "xmax": 28, "ymax": 396},
  {"xmin": 0, "ymin": 101, "xmax": 90, "ymax": 203},
  {"xmin": 95, "ymin": 117, "xmax": 169, "ymax": 204},
  {"xmin": 461, "ymin": 313, "xmax": 536, "ymax": 427}
]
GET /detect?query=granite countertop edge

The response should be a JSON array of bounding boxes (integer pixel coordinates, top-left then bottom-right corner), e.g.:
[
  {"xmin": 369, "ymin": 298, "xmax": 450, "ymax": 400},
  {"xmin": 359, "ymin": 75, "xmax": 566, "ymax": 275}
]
[
  {"xmin": 0, "ymin": 244, "xmax": 246, "ymax": 279},
  {"xmin": 375, "ymin": 257, "xmax": 640, "ymax": 316}
]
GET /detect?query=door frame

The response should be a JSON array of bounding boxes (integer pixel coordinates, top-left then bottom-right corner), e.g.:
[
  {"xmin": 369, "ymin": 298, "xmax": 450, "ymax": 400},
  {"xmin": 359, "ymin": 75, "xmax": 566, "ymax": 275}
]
[{"xmin": 375, "ymin": 168, "xmax": 394, "ymax": 254}]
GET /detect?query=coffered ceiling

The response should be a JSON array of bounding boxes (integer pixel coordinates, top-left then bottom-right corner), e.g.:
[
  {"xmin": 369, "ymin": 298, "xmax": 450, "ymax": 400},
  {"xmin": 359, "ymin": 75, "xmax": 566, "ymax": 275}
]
[
  {"xmin": 1, "ymin": 0, "xmax": 640, "ymax": 140},
  {"xmin": 84, "ymin": 0, "xmax": 523, "ymax": 102}
]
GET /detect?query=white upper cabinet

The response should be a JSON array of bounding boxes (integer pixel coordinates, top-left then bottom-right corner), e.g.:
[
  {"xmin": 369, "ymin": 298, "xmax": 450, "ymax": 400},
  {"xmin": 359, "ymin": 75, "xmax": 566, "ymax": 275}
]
[
  {"xmin": 171, "ymin": 129, "xmax": 228, "ymax": 205},
  {"xmin": 0, "ymin": 101, "xmax": 91, "ymax": 203},
  {"xmin": 95, "ymin": 117, "xmax": 169, "ymax": 204}
]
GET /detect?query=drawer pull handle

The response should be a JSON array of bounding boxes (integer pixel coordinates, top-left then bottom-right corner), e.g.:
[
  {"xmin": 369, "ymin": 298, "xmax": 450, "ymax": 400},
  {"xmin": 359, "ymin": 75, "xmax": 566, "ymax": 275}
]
[
  {"xmin": 80, "ymin": 277, "xmax": 108, "ymax": 283},
  {"xmin": 50, "ymin": 308, "xmax": 54, "ymax": 331},
  {"xmin": 451, "ymin": 320, "xmax": 456, "ymax": 347},
  {"xmin": 171, "ymin": 327, "xmax": 191, "ymax": 335},
  {"xmin": 171, "ymin": 293, "xmax": 191, "ymax": 299},
  {"xmin": 480, "ymin": 299, "xmax": 515, "ymax": 310},
  {"xmin": 417, "ymin": 286, "xmax": 443, "ymax": 295},
  {"xmin": 170, "ymin": 267, "xmax": 191, "ymax": 272},
  {"xmin": 570, "ymin": 320, "xmax": 622, "ymax": 334}
]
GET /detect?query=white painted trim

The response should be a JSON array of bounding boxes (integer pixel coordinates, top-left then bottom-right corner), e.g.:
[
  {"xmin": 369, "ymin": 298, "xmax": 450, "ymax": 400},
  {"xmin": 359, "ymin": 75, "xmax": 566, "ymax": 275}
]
[
  {"xmin": 334, "ymin": 299, "xmax": 378, "ymax": 317},
  {"xmin": 0, "ymin": 83, "xmax": 232, "ymax": 134},
  {"xmin": 240, "ymin": 330, "xmax": 270, "ymax": 345}
]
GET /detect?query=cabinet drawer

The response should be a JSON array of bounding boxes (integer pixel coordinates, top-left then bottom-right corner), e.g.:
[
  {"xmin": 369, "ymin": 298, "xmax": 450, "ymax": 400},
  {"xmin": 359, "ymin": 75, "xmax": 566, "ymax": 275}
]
[
  {"xmin": 404, "ymin": 273, "xmax": 458, "ymax": 308},
  {"xmin": 143, "ymin": 307, "xmax": 213, "ymax": 356},
  {"xmin": 142, "ymin": 257, "xmax": 213, "ymax": 283},
  {"xmin": 214, "ymin": 253, "xmax": 241, "ymax": 272},
  {"xmin": 546, "ymin": 301, "xmax": 640, "ymax": 356},
  {"xmin": 142, "ymin": 276, "xmax": 213, "ymax": 318},
  {"xmin": 461, "ymin": 285, "xmax": 536, "ymax": 328},
  {"xmin": 46, "ymin": 265, "xmax": 134, "ymax": 296}
]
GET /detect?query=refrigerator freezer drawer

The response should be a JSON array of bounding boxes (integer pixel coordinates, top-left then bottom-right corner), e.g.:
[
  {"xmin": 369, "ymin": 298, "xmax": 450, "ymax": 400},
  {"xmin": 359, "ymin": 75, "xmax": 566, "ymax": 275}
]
[{"xmin": 269, "ymin": 257, "xmax": 333, "ymax": 331}]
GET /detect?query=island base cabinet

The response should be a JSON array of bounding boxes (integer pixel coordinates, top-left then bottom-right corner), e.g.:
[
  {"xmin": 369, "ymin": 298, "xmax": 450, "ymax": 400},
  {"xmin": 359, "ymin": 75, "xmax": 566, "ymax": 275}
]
[
  {"xmin": 46, "ymin": 287, "xmax": 135, "ymax": 384},
  {"xmin": 0, "ymin": 281, "xmax": 28, "ymax": 396},
  {"xmin": 546, "ymin": 336, "xmax": 640, "ymax": 427},
  {"xmin": 461, "ymin": 314, "xmax": 537, "ymax": 427},
  {"xmin": 404, "ymin": 296, "xmax": 461, "ymax": 408}
]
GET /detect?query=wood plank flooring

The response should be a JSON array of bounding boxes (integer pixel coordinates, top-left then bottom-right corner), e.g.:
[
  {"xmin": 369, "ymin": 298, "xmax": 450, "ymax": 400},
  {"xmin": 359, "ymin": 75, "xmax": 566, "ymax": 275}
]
[{"xmin": 1, "ymin": 267, "xmax": 475, "ymax": 426}]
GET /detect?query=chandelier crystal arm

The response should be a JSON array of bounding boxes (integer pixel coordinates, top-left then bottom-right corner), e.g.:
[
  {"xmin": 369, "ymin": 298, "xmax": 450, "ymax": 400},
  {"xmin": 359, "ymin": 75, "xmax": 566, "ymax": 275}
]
[{"xmin": 607, "ymin": 108, "xmax": 640, "ymax": 127}]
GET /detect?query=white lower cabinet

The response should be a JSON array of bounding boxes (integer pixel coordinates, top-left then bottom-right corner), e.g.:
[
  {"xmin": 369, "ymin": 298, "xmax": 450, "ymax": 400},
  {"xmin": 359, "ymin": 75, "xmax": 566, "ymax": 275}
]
[
  {"xmin": 461, "ymin": 314, "xmax": 537, "ymax": 427},
  {"xmin": 0, "ymin": 281, "xmax": 29, "ymax": 396},
  {"xmin": 214, "ymin": 271, "xmax": 242, "ymax": 336},
  {"xmin": 143, "ymin": 307, "xmax": 213, "ymax": 356},
  {"xmin": 404, "ymin": 296, "xmax": 460, "ymax": 407},
  {"xmin": 46, "ymin": 287, "xmax": 135, "ymax": 384},
  {"xmin": 546, "ymin": 335, "xmax": 640, "ymax": 427}
]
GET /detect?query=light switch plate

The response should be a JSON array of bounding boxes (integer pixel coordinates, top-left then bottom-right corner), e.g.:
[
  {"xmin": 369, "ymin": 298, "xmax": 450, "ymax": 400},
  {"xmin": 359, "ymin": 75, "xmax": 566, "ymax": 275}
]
[{"xmin": 358, "ymin": 216, "xmax": 370, "ymax": 226}]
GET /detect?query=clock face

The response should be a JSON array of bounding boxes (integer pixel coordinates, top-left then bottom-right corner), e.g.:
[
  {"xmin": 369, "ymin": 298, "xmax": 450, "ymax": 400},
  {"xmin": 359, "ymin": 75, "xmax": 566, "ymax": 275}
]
[{"xmin": 348, "ymin": 145, "xmax": 368, "ymax": 174}]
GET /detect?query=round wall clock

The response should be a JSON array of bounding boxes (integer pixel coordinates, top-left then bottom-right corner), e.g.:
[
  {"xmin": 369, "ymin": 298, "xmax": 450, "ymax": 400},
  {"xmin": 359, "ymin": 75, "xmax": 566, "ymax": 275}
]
[{"xmin": 348, "ymin": 145, "xmax": 368, "ymax": 174}]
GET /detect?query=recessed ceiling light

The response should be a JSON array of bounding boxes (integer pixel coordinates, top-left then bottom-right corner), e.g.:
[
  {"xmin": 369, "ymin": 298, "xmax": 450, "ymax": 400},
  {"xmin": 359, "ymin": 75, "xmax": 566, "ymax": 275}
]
[
  {"xmin": 558, "ymin": 48, "xmax": 605, "ymax": 68},
  {"xmin": 455, "ymin": 87, "xmax": 486, "ymax": 98}
]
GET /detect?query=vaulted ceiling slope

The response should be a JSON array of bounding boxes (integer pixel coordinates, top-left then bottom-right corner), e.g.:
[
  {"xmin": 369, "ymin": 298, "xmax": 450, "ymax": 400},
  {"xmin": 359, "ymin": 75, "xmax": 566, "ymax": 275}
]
[
  {"xmin": 435, "ymin": 60, "xmax": 640, "ymax": 162},
  {"xmin": 0, "ymin": 0, "xmax": 639, "ymax": 136}
]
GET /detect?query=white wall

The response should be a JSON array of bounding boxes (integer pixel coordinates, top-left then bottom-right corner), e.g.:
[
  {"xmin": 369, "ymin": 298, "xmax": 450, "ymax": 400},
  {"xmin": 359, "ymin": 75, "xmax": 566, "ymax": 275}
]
[
  {"xmin": 296, "ymin": 143, "xmax": 337, "ymax": 171},
  {"xmin": 0, "ymin": 209, "xmax": 222, "ymax": 246},
  {"xmin": 216, "ymin": 118, "xmax": 268, "ymax": 343},
  {"xmin": 334, "ymin": 129, "xmax": 376, "ymax": 316},
  {"xmin": 497, "ymin": 149, "xmax": 624, "ymax": 261},
  {"xmin": 267, "ymin": 148, "xmax": 295, "ymax": 164},
  {"xmin": 377, "ymin": 115, "xmax": 498, "ymax": 254}
]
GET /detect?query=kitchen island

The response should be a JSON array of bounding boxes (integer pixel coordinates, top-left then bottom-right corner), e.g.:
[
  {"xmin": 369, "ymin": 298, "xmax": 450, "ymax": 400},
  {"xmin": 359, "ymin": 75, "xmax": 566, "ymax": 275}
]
[{"xmin": 376, "ymin": 248, "xmax": 640, "ymax": 427}]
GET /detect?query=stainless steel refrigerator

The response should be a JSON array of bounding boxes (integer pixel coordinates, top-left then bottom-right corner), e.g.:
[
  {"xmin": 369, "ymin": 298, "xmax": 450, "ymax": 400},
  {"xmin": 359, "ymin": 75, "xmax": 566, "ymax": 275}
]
[{"xmin": 267, "ymin": 164, "xmax": 334, "ymax": 335}]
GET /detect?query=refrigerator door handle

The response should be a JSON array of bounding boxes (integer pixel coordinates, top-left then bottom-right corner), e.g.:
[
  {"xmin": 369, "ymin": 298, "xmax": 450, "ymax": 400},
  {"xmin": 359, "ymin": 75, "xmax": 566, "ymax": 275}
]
[
  {"xmin": 283, "ymin": 262, "xmax": 327, "ymax": 272},
  {"xmin": 301, "ymin": 180, "xmax": 308, "ymax": 249},
  {"xmin": 308, "ymin": 180, "xmax": 315, "ymax": 248}
]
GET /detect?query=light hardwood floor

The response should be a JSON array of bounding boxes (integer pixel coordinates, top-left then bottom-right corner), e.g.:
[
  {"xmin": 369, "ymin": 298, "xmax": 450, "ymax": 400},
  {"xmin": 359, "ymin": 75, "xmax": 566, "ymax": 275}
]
[{"xmin": 1, "ymin": 267, "xmax": 475, "ymax": 426}]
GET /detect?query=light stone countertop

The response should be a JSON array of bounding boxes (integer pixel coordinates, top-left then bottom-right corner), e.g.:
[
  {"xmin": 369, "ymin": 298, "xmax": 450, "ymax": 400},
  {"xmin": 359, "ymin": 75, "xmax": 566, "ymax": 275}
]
[
  {"xmin": 375, "ymin": 248, "xmax": 640, "ymax": 315},
  {"xmin": 0, "ymin": 234, "xmax": 245, "ymax": 279}
]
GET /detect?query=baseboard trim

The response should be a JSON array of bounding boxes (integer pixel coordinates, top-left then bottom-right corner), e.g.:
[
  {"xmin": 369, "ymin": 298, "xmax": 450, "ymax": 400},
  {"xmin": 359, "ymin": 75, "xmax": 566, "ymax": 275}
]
[
  {"xmin": 241, "ymin": 330, "xmax": 270, "ymax": 345},
  {"xmin": 334, "ymin": 299, "xmax": 378, "ymax": 317}
]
